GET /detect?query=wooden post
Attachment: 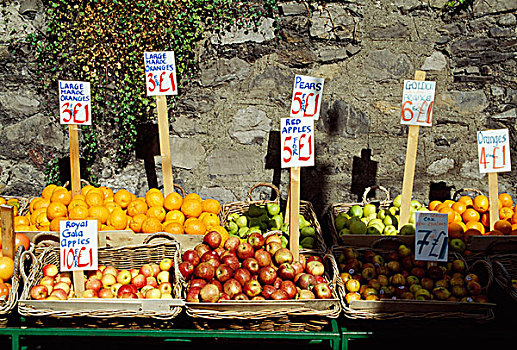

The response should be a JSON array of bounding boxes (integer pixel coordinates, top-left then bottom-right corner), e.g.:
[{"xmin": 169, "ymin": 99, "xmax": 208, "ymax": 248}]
[
  {"xmin": 289, "ymin": 167, "xmax": 300, "ymax": 262},
  {"xmin": 398, "ymin": 70, "xmax": 426, "ymax": 230},
  {"xmin": 488, "ymin": 173, "xmax": 499, "ymax": 231},
  {"xmin": 156, "ymin": 95, "xmax": 174, "ymax": 196},
  {"xmin": 68, "ymin": 125, "xmax": 81, "ymax": 196},
  {"xmin": 1, "ymin": 205, "xmax": 15, "ymax": 259}
]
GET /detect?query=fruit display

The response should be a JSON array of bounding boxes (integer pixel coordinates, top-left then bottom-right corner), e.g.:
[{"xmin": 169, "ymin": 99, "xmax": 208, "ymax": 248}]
[
  {"xmin": 29, "ymin": 258, "xmax": 176, "ymax": 300},
  {"xmin": 334, "ymin": 195, "xmax": 427, "ymax": 238},
  {"xmin": 180, "ymin": 230, "xmax": 335, "ymax": 302},
  {"xmin": 224, "ymin": 203, "xmax": 319, "ymax": 250},
  {"xmin": 20, "ymin": 184, "xmax": 227, "ymax": 239},
  {"xmin": 0, "ymin": 255, "xmax": 15, "ymax": 303},
  {"xmin": 0, "ymin": 196, "xmax": 22, "ymax": 217},
  {"xmin": 335, "ymin": 244, "xmax": 490, "ymax": 304}
]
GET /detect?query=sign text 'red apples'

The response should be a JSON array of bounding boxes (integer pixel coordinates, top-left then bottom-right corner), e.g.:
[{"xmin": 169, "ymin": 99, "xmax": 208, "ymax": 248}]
[
  {"xmin": 477, "ymin": 129, "xmax": 511, "ymax": 173},
  {"xmin": 144, "ymin": 51, "xmax": 177, "ymax": 96},
  {"xmin": 290, "ymin": 75, "xmax": 324, "ymax": 119},
  {"xmin": 401, "ymin": 80, "xmax": 436, "ymax": 126},
  {"xmin": 281, "ymin": 117, "xmax": 314, "ymax": 168},
  {"xmin": 59, "ymin": 81, "xmax": 91, "ymax": 125},
  {"xmin": 60, "ymin": 220, "xmax": 98, "ymax": 271}
]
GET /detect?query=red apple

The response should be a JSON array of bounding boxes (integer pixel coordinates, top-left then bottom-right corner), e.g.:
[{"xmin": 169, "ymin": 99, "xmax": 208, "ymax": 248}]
[
  {"xmin": 221, "ymin": 254, "xmax": 240, "ymax": 271},
  {"xmin": 194, "ymin": 243, "xmax": 211, "ymax": 259},
  {"xmin": 50, "ymin": 288, "xmax": 68, "ymax": 300},
  {"xmin": 120, "ymin": 292, "xmax": 138, "ymax": 299},
  {"xmin": 223, "ymin": 279, "xmax": 242, "ymax": 299},
  {"xmin": 139, "ymin": 264, "xmax": 154, "ymax": 278},
  {"xmin": 145, "ymin": 288, "xmax": 162, "ymax": 299},
  {"xmin": 42, "ymin": 264, "xmax": 59, "ymax": 278},
  {"xmin": 236, "ymin": 242, "xmax": 254, "ymax": 260},
  {"xmin": 159, "ymin": 258, "xmax": 173, "ymax": 272},
  {"xmin": 296, "ymin": 273, "xmax": 316, "ymax": 290},
  {"xmin": 129, "ymin": 268, "xmax": 139, "ymax": 279},
  {"xmin": 186, "ymin": 287, "xmax": 202, "ymax": 302},
  {"xmin": 233, "ymin": 293, "xmax": 249, "ymax": 301},
  {"xmin": 270, "ymin": 289, "xmax": 289, "ymax": 300},
  {"xmin": 345, "ymin": 279, "xmax": 361, "ymax": 293},
  {"xmin": 178, "ymin": 262, "xmax": 195, "ymax": 280},
  {"xmin": 277, "ymin": 263, "xmax": 296, "ymax": 280},
  {"xmin": 156, "ymin": 271, "xmax": 170, "ymax": 285},
  {"xmin": 247, "ymin": 232, "xmax": 265, "ymax": 250},
  {"xmin": 146, "ymin": 276, "xmax": 158, "ymax": 288},
  {"xmin": 233, "ymin": 268, "xmax": 252, "ymax": 286},
  {"xmin": 199, "ymin": 283, "xmax": 220, "ymax": 302},
  {"xmin": 215, "ymin": 264, "xmax": 234, "ymax": 283},
  {"xmin": 39, "ymin": 276, "xmax": 55, "ymax": 294},
  {"xmin": 203, "ymin": 231, "xmax": 222, "ymax": 249},
  {"xmin": 53, "ymin": 281, "xmax": 71, "ymax": 295},
  {"xmin": 254, "ymin": 249, "xmax": 272, "ymax": 267},
  {"xmin": 188, "ymin": 278, "xmax": 207, "ymax": 290},
  {"xmin": 241, "ymin": 258, "xmax": 260, "ymax": 275},
  {"xmin": 81, "ymin": 289, "xmax": 98, "ymax": 298},
  {"xmin": 280, "ymin": 280, "xmax": 297, "ymax": 299},
  {"xmin": 224, "ymin": 236, "xmax": 241, "ymax": 253},
  {"xmin": 182, "ymin": 249, "xmax": 200, "ymax": 266},
  {"xmin": 30, "ymin": 285, "xmax": 48, "ymax": 300},
  {"xmin": 131, "ymin": 274, "xmax": 146, "ymax": 289},
  {"xmin": 261, "ymin": 284, "xmax": 277, "ymax": 299},
  {"xmin": 117, "ymin": 284, "xmax": 138, "ymax": 298},
  {"xmin": 274, "ymin": 248, "xmax": 294, "ymax": 265},
  {"xmin": 103, "ymin": 266, "xmax": 119, "ymax": 277},
  {"xmin": 258, "ymin": 266, "xmax": 277, "ymax": 285},
  {"xmin": 194, "ymin": 262, "xmax": 215, "ymax": 281},
  {"xmin": 158, "ymin": 282, "xmax": 172, "ymax": 295},
  {"xmin": 150, "ymin": 263, "xmax": 160, "ymax": 277},
  {"xmin": 298, "ymin": 289, "xmax": 316, "ymax": 300},
  {"xmin": 314, "ymin": 282, "xmax": 332, "ymax": 299},
  {"xmin": 266, "ymin": 241, "xmax": 282, "ymax": 256},
  {"xmin": 305, "ymin": 260, "xmax": 325, "ymax": 276}
]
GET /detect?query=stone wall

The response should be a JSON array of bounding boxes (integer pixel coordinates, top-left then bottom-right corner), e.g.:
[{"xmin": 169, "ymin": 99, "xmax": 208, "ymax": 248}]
[{"xmin": 0, "ymin": 0, "xmax": 516, "ymax": 224}]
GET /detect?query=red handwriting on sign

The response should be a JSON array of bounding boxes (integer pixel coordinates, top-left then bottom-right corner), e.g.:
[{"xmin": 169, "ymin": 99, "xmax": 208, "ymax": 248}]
[
  {"xmin": 401, "ymin": 101, "xmax": 434, "ymax": 124},
  {"xmin": 291, "ymin": 92, "xmax": 320, "ymax": 117},
  {"xmin": 479, "ymin": 145, "xmax": 507, "ymax": 170},
  {"xmin": 282, "ymin": 134, "xmax": 313, "ymax": 163},
  {"xmin": 147, "ymin": 72, "xmax": 176, "ymax": 93},
  {"xmin": 62, "ymin": 247, "xmax": 93, "ymax": 270},
  {"xmin": 61, "ymin": 103, "xmax": 90, "ymax": 124}
]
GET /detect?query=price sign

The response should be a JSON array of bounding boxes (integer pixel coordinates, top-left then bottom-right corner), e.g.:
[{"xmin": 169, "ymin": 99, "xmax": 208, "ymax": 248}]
[
  {"xmin": 60, "ymin": 220, "xmax": 98, "ymax": 271},
  {"xmin": 400, "ymin": 80, "xmax": 436, "ymax": 126},
  {"xmin": 281, "ymin": 117, "xmax": 314, "ymax": 168},
  {"xmin": 477, "ymin": 129, "xmax": 511, "ymax": 173},
  {"xmin": 414, "ymin": 211, "xmax": 448, "ymax": 262},
  {"xmin": 144, "ymin": 51, "xmax": 177, "ymax": 96},
  {"xmin": 59, "ymin": 81, "xmax": 91, "ymax": 125},
  {"xmin": 290, "ymin": 75, "xmax": 324, "ymax": 119}
]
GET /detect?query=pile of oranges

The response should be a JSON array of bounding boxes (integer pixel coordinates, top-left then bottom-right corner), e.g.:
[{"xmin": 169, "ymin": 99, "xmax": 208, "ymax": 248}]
[
  {"xmin": 429, "ymin": 192, "xmax": 517, "ymax": 239},
  {"xmin": 18, "ymin": 184, "xmax": 228, "ymax": 243}
]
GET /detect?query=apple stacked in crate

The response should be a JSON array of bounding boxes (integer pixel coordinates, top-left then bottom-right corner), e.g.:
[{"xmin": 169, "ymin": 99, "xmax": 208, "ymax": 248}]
[
  {"xmin": 180, "ymin": 230, "xmax": 334, "ymax": 302},
  {"xmin": 29, "ymin": 258, "xmax": 176, "ymax": 300}
]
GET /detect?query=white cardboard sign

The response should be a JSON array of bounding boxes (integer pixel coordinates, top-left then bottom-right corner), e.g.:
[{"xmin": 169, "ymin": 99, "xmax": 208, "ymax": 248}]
[
  {"xmin": 400, "ymin": 80, "xmax": 436, "ymax": 126},
  {"xmin": 290, "ymin": 75, "xmax": 324, "ymax": 119},
  {"xmin": 281, "ymin": 117, "xmax": 314, "ymax": 168},
  {"xmin": 59, "ymin": 81, "xmax": 91, "ymax": 125},
  {"xmin": 477, "ymin": 129, "xmax": 511, "ymax": 173},
  {"xmin": 414, "ymin": 211, "xmax": 448, "ymax": 262},
  {"xmin": 144, "ymin": 51, "xmax": 178, "ymax": 96},
  {"xmin": 60, "ymin": 220, "xmax": 98, "ymax": 271}
]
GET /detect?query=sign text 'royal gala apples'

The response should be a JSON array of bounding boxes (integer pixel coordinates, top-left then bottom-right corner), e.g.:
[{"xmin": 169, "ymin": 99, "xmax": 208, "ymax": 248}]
[
  {"xmin": 477, "ymin": 128, "xmax": 511, "ymax": 173},
  {"xmin": 400, "ymin": 80, "xmax": 436, "ymax": 127},
  {"xmin": 59, "ymin": 81, "xmax": 91, "ymax": 125},
  {"xmin": 281, "ymin": 117, "xmax": 314, "ymax": 168},
  {"xmin": 60, "ymin": 220, "xmax": 98, "ymax": 271},
  {"xmin": 290, "ymin": 75, "xmax": 324, "ymax": 119},
  {"xmin": 414, "ymin": 211, "xmax": 448, "ymax": 263},
  {"xmin": 144, "ymin": 51, "xmax": 177, "ymax": 96}
]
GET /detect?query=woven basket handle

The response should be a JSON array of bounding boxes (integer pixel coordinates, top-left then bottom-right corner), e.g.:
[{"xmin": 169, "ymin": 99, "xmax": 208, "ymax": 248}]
[
  {"xmin": 452, "ymin": 188, "xmax": 485, "ymax": 200},
  {"xmin": 370, "ymin": 236, "xmax": 406, "ymax": 250},
  {"xmin": 362, "ymin": 185, "xmax": 390, "ymax": 206},
  {"xmin": 468, "ymin": 258, "xmax": 494, "ymax": 291},
  {"xmin": 174, "ymin": 184, "xmax": 186, "ymax": 197},
  {"xmin": 246, "ymin": 183, "xmax": 281, "ymax": 204},
  {"xmin": 33, "ymin": 232, "xmax": 60, "ymax": 248},
  {"xmin": 142, "ymin": 232, "xmax": 179, "ymax": 245},
  {"xmin": 20, "ymin": 249, "xmax": 38, "ymax": 284},
  {"xmin": 492, "ymin": 258, "xmax": 513, "ymax": 290}
]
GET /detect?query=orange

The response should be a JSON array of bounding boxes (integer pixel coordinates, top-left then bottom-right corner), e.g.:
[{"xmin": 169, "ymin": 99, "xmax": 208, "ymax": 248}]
[
  {"xmin": 85, "ymin": 191, "xmax": 104, "ymax": 207},
  {"xmin": 499, "ymin": 206, "xmax": 514, "ymax": 220},
  {"xmin": 127, "ymin": 200, "xmax": 148, "ymax": 217},
  {"xmin": 454, "ymin": 211, "xmax": 463, "ymax": 223},
  {"xmin": 14, "ymin": 216, "xmax": 30, "ymax": 227},
  {"xmin": 448, "ymin": 221, "xmax": 466, "ymax": 239},
  {"xmin": 201, "ymin": 198, "xmax": 221, "ymax": 215},
  {"xmin": 30, "ymin": 197, "xmax": 50, "ymax": 213},
  {"xmin": 206, "ymin": 225, "xmax": 229, "ymax": 245},
  {"xmin": 163, "ymin": 192, "xmax": 183, "ymax": 211},
  {"xmin": 50, "ymin": 187, "xmax": 72, "ymax": 206},
  {"xmin": 465, "ymin": 221, "xmax": 485, "ymax": 235},
  {"xmin": 428, "ymin": 200, "xmax": 442, "ymax": 211},
  {"xmin": 473, "ymin": 195, "xmax": 489, "ymax": 213},
  {"xmin": 438, "ymin": 206, "xmax": 455, "ymax": 223},
  {"xmin": 184, "ymin": 193, "xmax": 202, "ymax": 202},
  {"xmin": 88, "ymin": 206, "xmax": 109, "ymax": 224},
  {"xmin": 49, "ymin": 217, "xmax": 67, "ymax": 231},
  {"xmin": 451, "ymin": 202, "xmax": 467, "ymax": 215},
  {"xmin": 443, "ymin": 200, "xmax": 455, "ymax": 208},
  {"xmin": 481, "ymin": 212, "xmax": 490, "ymax": 228},
  {"xmin": 107, "ymin": 210, "xmax": 128, "ymax": 230},
  {"xmin": 499, "ymin": 193, "xmax": 513, "ymax": 208},
  {"xmin": 163, "ymin": 222, "xmax": 184, "ymax": 235},
  {"xmin": 0, "ymin": 197, "xmax": 5, "ymax": 205},
  {"xmin": 494, "ymin": 219, "xmax": 512, "ymax": 235},
  {"xmin": 165, "ymin": 210, "xmax": 185, "ymax": 225},
  {"xmin": 105, "ymin": 201, "xmax": 122, "ymax": 214},
  {"xmin": 42, "ymin": 184, "xmax": 57, "ymax": 200},
  {"xmin": 30, "ymin": 207, "xmax": 47, "ymax": 225},
  {"xmin": 141, "ymin": 217, "xmax": 163, "ymax": 234},
  {"xmin": 68, "ymin": 205, "xmax": 89, "ymax": 220},
  {"xmin": 34, "ymin": 212, "xmax": 51, "ymax": 230},
  {"xmin": 46, "ymin": 202, "xmax": 68, "ymax": 221},
  {"xmin": 457, "ymin": 195, "xmax": 474, "ymax": 207},
  {"xmin": 128, "ymin": 213, "xmax": 147, "ymax": 233},
  {"xmin": 0, "ymin": 257, "xmax": 14, "ymax": 281},
  {"xmin": 180, "ymin": 199, "xmax": 203, "ymax": 218},
  {"xmin": 200, "ymin": 213, "xmax": 220, "ymax": 227},
  {"xmin": 462, "ymin": 208, "xmax": 480, "ymax": 223},
  {"xmin": 145, "ymin": 189, "xmax": 164, "ymax": 208},
  {"xmin": 68, "ymin": 198, "xmax": 88, "ymax": 210},
  {"xmin": 15, "ymin": 224, "xmax": 32, "ymax": 232},
  {"xmin": 81, "ymin": 184, "xmax": 95, "ymax": 197},
  {"xmin": 510, "ymin": 224, "xmax": 517, "ymax": 235},
  {"xmin": 114, "ymin": 189, "xmax": 132, "ymax": 209},
  {"xmin": 511, "ymin": 211, "xmax": 517, "ymax": 225},
  {"xmin": 147, "ymin": 206, "xmax": 166, "ymax": 222},
  {"xmin": 99, "ymin": 186, "xmax": 114, "ymax": 199},
  {"xmin": 184, "ymin": 218, "xmax": 206, "ymax": 235}
]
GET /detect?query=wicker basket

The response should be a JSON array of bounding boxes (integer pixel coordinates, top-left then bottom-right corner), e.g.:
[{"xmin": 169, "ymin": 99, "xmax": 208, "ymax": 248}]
[
  {"xmin": 330, "ymin": 238, "xmax": 496, "ymax": 321},
  {"xmin": 491, "ymin": 253, "xmax": 517, "ymax": 306},
  {"xmin": 18, "ymin": 232, "xmax": 184, "ymax": 320},
  {"xmin": 221, "ymin": 182, "xmax": 327, "ymax": 253},
  {"xmin": 184, "ymin": 250, "xmax": 341, "ymax": 331},
  {"xmin": 0, "ymin": 245, "xmax": 25, "ymax": 326}
]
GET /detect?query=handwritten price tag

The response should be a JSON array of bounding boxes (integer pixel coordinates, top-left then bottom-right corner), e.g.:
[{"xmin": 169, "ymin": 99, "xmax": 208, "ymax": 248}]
[
  {"xmin": 59, "ymin": 81, "xmax": 91, "ymax": 125},
  {"xmin": 60, "ymin": 220, "xmax": 98, "ymax": 271},
  {"xmin": 290, "ymin": 75, "xmax": 324, "ymax": 119},
  {"xmin": 414, "ymin": 212, "xmax": 448, "ymax": 262},
  {"xmin": 281, "ymin": 117, "xmax": 314, "ymax": 168},
  {"xmin": 144, "ymin": 51, "xmax": 177, "ymax": 96},
  {"xmin": 477, "ymin": 129, "xmax": 511, "ymax": 173},
  {"xmin": 400, "ymin": 80, "xmax": 436, "ymax": 126}
]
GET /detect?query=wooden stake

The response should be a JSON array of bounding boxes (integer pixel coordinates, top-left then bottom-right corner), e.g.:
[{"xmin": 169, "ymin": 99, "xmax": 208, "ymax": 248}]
[
  {"xmin": 156, "ymin": 95, "xmax": 174, "ymax": 196},
  {"xmin": 488, "ymin": 173, "xmax": 499, "ymax": 231},
  {"xmin": 68, "ymin": 125, "xmax": 81, "ymax": 196},
  {"xmin": 398, "ymin": 70, "xmax": 426, "ymax": 230},
  {"xmin": 284, "ymin": 178, "xmax": 291, "ymax": 224},
  {"xmin": 289, "ymin": 167, "xmax": 300, "ymax": 262},
  {"xmin": 1, "ymin": 205, "xmax": 15, "ymax": 259}
]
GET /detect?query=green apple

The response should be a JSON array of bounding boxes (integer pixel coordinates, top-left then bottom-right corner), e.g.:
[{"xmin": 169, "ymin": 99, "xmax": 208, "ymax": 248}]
[
  {"xmin": 226, "ymin": 221, "xmax": 239, "ymax": 235},
  {"xmin": 393, "ymin": 195, "xmax": 402, "ymax": 208},
  {"xmin": 301, "ymin": 226, "xmax": 315, "ymax": 237},
  {"xmin": 349, "ymin": 220, "xmax": 367, "ymax": 235},
  {"xmin": 366, "ymin": 226, "xmax": 382, "ymax": 235},
  {"xmin": 228, "ymin": 212, "xmax": 241, "ymax": 222},
  {"xmin": 299, "ymin": 215, "xmax": 310, "ymax": 228},
  {"xmin": 238, "ymin": 226, "xmax": 249, "ymax": 238},
  {"xmin": 335, "ymin": 215, "xmax": 349, "ymax": 231},
  {"xmin": 367, "ymin": 218, "xmax": 384, "ymax": 228},
  {"xmin": 410, "ymin": 200, "xmax": 421, "ymax": 210},
  {"xmin": 383, "ymin": 215, "xmax": 395, "ymax": 226},
  {"xmin": 361, "ymin": 217, "xmax": 369, "ymax": 225},
  {"xmin": 281, "ymin": 235, "xmax": 288, "ymax": 248},
  {"xmin": 348, "ymin": 205, "xmax": 364, "ymax": 218},
  {"xmin": 399, "ymin": 223, "xmax": 416, "ymax": 236},
  {"xmin": 339, "ymin": 228, "xmax": 351, "ymax": 236},
  {"xmin": 266, "ymin": 202, "xmax": 280, "ymax": 216},
  {"xmin": 300, "ymin": 236, "xmax": 315, "ymax": 249},
  {"xmin": 363, "ymin": 204, "xmax": 377, "ymax": 217},
  {"xmin": 366, "ymin": 213, "xmax": 377, "ymax": 221},
  {"xmin": 383, "ymin": 225, "xmax": 397, "ymax": 236},
  {"xmin": 449, "ymin": 238, "xmax": 466, "ymax": 253},
  {"xmin": 388, "ymin": 206, "xmax": 399, "ymax": 216}
]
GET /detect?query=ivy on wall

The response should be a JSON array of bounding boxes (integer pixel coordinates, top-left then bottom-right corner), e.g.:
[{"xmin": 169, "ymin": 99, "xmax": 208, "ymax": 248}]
[{"xmin": 26, "ymin": 0, "xmax": 277, "ymax": 184}]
